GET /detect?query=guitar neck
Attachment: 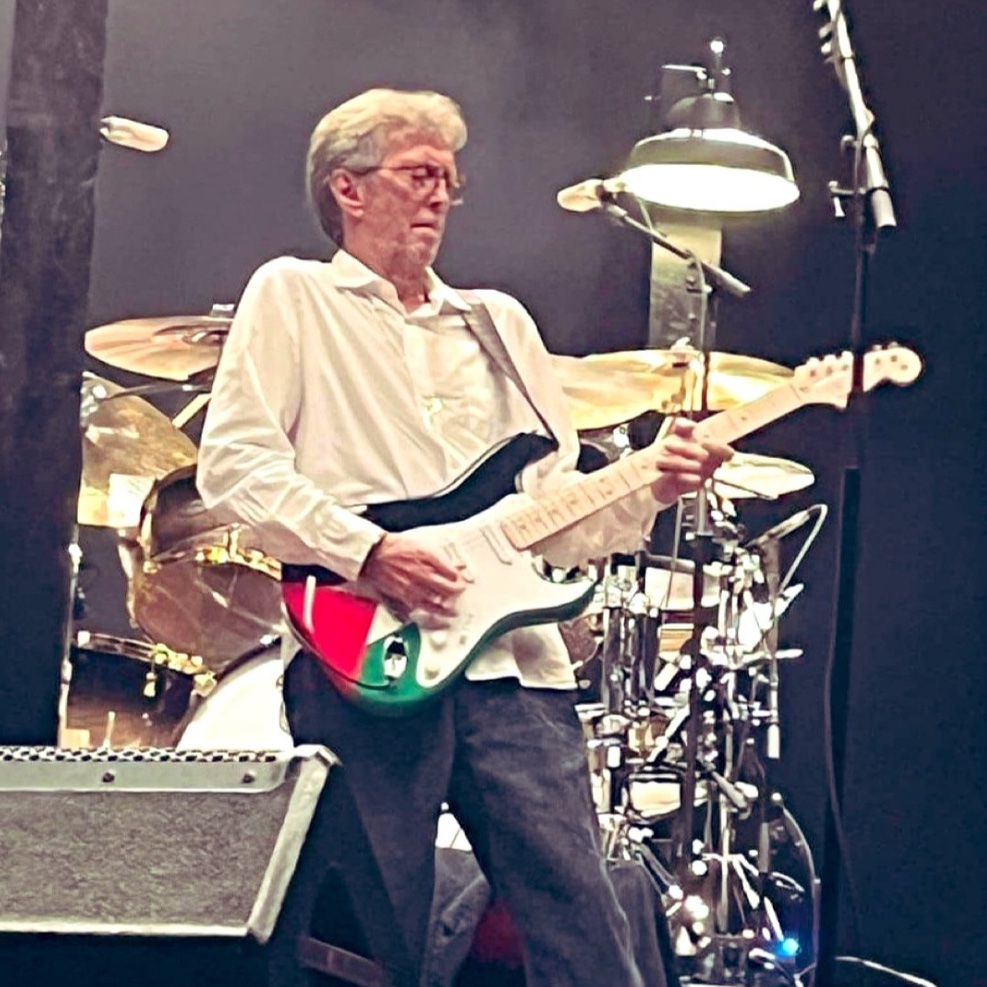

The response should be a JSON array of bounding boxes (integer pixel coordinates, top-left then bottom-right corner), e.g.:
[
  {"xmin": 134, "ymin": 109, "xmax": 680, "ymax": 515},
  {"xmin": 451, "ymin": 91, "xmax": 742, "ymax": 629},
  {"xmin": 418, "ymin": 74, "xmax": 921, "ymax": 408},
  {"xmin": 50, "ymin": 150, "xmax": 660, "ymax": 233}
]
[
  {"xmin": 501, "ymin": 380, "xmax": 807, "ymax": 551},
  {"xmin": 695, "ymin": 379, "xmax": 806, "ymax": 446}
]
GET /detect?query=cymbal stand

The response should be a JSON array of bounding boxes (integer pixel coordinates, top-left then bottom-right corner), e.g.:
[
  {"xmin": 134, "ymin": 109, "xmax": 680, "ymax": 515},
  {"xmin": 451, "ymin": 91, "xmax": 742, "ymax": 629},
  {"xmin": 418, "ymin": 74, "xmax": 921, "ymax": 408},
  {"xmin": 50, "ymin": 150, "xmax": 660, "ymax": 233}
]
[
  {"xmin": 669, "ymin": 246, "xmax": 717, "ymax": 869},
  {"xmin": 599, "ymin": 555, "xmax": 628, "ymax": 716},
  {"xmin": 761, "ymin": 539, "xmax": 783, "ymax": 760},
  {"xmin": 594, "ymin": 196, "xmax": 763, "ymax": 898}
]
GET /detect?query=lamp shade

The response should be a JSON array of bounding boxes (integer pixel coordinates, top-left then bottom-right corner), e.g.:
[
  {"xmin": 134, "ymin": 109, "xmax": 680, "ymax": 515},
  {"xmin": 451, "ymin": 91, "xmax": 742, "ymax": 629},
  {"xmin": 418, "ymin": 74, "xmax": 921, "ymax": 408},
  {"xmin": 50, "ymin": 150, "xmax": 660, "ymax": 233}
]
[{"xmin": 620, "ymin": 127, "xmax": 800, "ymax": 214}]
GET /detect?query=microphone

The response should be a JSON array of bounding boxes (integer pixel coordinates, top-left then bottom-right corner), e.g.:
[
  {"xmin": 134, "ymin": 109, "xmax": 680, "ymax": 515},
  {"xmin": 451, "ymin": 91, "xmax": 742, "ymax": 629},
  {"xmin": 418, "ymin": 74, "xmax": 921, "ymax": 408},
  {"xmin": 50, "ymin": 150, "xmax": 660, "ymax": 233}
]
[
  {"xmin": 556, "ymin": 177, "xmax": 625, "ymax": 213},
  {"xmin": 745, "ymin": 506, "xmax": 819, "ymax": 549},
  {"xmin": 99, "ymin": 116, "xmax": 170, "ymax": 153}
]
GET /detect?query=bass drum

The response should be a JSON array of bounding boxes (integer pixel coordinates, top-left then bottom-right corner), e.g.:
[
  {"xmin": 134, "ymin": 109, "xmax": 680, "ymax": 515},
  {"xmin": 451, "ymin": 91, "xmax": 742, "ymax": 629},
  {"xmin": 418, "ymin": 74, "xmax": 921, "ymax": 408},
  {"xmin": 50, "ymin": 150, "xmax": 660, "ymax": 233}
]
[
  {"xmin": 131, "ymin": 465, "xmax": 283, "ymax": 676},
  {"xmin": 175, "ymin": 644, "xmax": 293, "ymax": 751}
]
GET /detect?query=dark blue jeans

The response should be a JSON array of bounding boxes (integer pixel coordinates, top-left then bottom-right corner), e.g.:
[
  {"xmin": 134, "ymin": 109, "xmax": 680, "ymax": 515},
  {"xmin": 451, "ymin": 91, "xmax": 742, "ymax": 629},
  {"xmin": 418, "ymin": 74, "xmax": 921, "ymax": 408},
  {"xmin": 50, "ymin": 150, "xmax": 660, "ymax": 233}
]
[{"xmin": 283, "ymin": 652, "xmax": 650, "ymax": 987}]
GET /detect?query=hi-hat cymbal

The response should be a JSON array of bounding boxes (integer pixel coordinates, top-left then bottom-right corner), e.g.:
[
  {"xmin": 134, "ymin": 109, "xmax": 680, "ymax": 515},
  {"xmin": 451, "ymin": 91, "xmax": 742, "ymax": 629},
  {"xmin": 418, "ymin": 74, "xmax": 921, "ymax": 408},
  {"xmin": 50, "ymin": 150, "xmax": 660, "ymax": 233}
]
[
  {"xmin": 85, "ymin": 314, "xmax": 231, "ymax": 381},
  {"xmin": 79, "ymin": 374, "xmax": 197, "ymax": 528},
  {"xmin": 712, "ymin": 451, "xmax": 814, "ymax": 500},
  {"xmin": 552, "ymin": 349, "xmax": 792, "ymax": 430}
]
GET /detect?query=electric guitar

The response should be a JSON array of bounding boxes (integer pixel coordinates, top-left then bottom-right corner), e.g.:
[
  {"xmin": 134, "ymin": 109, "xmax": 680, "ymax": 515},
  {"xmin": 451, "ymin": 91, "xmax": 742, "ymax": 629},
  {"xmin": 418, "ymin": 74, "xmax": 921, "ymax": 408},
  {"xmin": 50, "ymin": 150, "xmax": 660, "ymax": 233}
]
[{"xmin": 282, "ymin": 344, "xmax": 922, "ymax": 715}]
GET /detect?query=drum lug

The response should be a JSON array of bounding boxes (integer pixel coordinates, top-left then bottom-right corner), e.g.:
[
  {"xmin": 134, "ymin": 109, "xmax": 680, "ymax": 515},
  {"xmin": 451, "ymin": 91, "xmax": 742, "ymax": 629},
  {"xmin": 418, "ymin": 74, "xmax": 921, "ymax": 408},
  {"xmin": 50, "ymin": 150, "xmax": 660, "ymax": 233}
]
[
  {"xmin": 197, "ymin": 545, "xmax": 231, "ymax": 566},
  {"xmin": 192, "ymin": 670, "xmax": 218, "ymax": 697}
]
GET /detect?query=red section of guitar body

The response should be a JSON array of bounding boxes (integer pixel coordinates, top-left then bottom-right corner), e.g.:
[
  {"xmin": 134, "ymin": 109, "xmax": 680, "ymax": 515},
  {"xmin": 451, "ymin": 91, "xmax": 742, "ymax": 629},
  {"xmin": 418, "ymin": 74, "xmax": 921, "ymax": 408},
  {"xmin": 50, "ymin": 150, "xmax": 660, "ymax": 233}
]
[{"xmin": 282, "ymin": 582, "xmax": 378, "ymax": 682}]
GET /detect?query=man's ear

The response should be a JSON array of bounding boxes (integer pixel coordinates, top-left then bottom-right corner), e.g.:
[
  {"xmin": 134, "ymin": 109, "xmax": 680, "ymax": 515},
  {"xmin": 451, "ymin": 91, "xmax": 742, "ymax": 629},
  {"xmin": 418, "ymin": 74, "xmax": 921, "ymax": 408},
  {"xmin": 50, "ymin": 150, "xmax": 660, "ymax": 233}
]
[{"xmin": 328, "ymin": 170, "xmax": 364, "ymax": 221}]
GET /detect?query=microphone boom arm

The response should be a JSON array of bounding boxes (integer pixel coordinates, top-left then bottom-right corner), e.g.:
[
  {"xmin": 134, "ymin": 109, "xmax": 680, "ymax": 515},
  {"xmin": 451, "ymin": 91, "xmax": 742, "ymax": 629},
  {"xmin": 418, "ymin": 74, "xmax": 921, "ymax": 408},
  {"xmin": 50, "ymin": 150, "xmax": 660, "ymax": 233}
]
[{"xmin": 601, "ymin": 200, "xmax": 751, "ymax": 299}]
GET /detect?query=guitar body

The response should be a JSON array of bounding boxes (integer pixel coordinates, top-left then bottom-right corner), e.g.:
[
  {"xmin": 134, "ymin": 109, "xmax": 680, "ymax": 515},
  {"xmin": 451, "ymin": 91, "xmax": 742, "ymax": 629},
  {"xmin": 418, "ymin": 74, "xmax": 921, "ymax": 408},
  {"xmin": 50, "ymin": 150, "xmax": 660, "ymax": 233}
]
[{"xmin": 281, "ymin": 434, "xmax": 596, "ymax": 715}]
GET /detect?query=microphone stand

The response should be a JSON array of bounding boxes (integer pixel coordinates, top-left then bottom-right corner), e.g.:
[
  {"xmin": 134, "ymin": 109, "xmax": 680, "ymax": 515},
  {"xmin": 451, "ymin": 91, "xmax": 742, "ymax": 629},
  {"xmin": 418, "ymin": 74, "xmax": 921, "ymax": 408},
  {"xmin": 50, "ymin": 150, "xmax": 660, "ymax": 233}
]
[
  {"xmin": 602, "ymin": 197, "xmax": 754, "ymax": 871},
  {"xmin": 812, "ymin": 3, "xmax": 896, "ymax": 984},
  {"xmin": 600, "ymin": 201, "xmax": 752, "ymax": 300}
]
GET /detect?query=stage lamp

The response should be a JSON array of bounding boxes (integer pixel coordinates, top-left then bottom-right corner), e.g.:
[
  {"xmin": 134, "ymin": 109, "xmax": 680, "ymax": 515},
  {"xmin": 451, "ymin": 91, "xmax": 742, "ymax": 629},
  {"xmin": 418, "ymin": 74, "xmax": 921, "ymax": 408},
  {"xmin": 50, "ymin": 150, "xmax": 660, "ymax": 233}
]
[{"xmin": 619, "ymin": 40, "xmax": 799, "ymax": 214}]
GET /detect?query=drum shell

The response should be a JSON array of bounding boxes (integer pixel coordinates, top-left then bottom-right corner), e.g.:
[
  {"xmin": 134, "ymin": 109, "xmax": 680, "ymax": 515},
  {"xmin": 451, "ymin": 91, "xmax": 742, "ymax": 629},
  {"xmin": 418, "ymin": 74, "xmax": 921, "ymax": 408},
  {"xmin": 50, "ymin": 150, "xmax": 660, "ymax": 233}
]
[
  {"xmin": 132, "ymin": 466, "xmax": 283, "ymax": 674},
  {"xmin": 63, "ymin": 633, "xmax": 194, "ymax": 749}
]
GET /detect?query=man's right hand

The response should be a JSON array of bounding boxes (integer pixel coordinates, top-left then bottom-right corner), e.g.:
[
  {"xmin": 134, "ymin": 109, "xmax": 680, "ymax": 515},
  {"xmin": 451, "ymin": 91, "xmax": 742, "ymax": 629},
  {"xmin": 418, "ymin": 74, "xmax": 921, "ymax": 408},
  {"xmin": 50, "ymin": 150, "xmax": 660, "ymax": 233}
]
[{"xmin": 360, "ymin": 533, "xmax": 467, "ymax": 617}]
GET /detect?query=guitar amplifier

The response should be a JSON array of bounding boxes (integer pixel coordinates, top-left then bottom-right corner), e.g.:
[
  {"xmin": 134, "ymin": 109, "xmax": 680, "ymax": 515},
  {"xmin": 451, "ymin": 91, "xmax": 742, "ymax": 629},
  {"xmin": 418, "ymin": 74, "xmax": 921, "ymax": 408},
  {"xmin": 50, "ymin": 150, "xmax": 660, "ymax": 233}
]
[{"xmin": 0, "ymin": 745, "xmax": 390, "ymax": 987}]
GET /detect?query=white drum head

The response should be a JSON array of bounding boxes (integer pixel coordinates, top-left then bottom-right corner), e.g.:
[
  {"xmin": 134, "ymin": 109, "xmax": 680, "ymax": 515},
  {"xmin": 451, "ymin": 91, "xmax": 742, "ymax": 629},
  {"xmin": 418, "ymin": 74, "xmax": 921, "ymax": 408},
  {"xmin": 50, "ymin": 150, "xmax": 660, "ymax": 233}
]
[{"xmin": 176, "ymin": 645, "xmax": 293, "ymax": 751}]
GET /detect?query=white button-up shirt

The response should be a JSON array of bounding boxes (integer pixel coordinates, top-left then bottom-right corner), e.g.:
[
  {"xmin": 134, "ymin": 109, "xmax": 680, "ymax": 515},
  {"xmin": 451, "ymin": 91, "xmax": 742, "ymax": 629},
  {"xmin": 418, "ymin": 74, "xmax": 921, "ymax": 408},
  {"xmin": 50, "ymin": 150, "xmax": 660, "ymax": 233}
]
[{"xmin": 198, "ymin": 250, "xmax": 660, "ymax": 686}]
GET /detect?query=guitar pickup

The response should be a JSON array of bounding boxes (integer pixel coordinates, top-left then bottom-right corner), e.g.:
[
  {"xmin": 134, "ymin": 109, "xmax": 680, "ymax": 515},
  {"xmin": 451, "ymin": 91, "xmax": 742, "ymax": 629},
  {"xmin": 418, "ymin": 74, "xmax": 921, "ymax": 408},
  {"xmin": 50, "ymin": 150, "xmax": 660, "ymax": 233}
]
[
  {"xmin": 480, "ymin": 524, "xmax": 515, "ymax": 565},
  {"xmin": 443, "ymin": 543, "xmax": 475, "ymax": 582}
]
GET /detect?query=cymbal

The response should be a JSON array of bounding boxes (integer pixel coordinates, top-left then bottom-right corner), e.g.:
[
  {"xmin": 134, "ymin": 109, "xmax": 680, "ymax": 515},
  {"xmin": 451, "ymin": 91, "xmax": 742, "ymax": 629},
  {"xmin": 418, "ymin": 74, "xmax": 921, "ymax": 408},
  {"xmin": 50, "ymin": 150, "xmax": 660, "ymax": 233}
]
[
  {"xmin": 552, "ymin": 349, "xmax": 792, "ymax": 430},
  {"xmin": 551, "ymin": 354, "xmax": 665, "ymax": 430},
  {"xmin": 79, "ymin": 375, "xmax": 197, "ymax": 528},
  {"xmin": 713, "ymin": 451, "xmax": 814, "ymax": 500},
  {"xmin": 85, "ymin": 314, "xmax": 231, "ymax": 381}
]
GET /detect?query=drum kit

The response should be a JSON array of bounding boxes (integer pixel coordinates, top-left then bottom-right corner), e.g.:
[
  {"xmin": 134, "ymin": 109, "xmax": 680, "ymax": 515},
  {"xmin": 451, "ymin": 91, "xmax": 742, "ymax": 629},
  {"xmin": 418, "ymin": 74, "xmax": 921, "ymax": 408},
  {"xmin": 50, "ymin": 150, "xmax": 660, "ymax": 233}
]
[
  {"xmin": 67, "ymin": 302, "xmax": 824, "ymax": 986},
  {"xmin": 567, "ymin": 512, "xmax": 823, "ymax": 987},
  {"xmin": 65, "ymin": 310, "xmax": 286, "ymax": 751}
]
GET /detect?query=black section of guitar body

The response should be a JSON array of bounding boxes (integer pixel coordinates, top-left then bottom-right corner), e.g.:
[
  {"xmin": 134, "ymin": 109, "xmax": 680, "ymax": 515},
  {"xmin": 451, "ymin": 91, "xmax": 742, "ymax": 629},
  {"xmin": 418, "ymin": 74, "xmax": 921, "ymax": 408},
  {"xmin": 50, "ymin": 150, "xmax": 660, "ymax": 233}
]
[{"xmin": 281, "ymin": 433, "xmax": 557, "ymax": 587}]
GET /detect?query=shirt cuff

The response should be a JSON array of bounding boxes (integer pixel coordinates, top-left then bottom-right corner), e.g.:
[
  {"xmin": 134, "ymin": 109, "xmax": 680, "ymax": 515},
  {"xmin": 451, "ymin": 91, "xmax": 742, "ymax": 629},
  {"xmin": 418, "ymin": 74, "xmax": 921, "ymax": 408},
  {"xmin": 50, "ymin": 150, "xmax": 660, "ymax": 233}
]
[{"xmin": 311, "ymin": 504, "xmax": 387, "ymax": 582}]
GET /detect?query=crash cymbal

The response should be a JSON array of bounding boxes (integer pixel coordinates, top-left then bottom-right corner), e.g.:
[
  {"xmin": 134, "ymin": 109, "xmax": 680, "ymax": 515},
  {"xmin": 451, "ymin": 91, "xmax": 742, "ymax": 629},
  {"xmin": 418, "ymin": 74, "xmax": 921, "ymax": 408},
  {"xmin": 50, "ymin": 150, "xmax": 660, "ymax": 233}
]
[
  {"xmin": 713, "ymin": 451, "xmax": 814, "ymax": 500},
  {"xmin": 85, "ymin": 314, "xmax": 231, "ymax": 381},
  {"xmin": 551, "ymin": 354, "xmax": 669, "ymax": 430},
  {"xmin": 552, "ymin": 349, "xmax": 792, "ymax": 429},
  {"xmin": 582, "ymin": 349, "xmax": 793, "ymax": 410},
  {"xmin": 78, "ymin": 375, "xmax": 197, "ymax": 528}
]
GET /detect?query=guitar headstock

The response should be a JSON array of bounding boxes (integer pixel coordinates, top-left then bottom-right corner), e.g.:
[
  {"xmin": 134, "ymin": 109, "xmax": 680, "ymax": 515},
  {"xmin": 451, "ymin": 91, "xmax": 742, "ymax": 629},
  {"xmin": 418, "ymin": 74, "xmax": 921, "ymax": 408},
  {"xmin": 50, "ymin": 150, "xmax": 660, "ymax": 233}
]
[
  {"xmin": 861, "ymin": 343, "xmax": 923, "ymax": 391},
  {"xmin": 791, "ymin": 351, "xmax": 855, "ymax": 408},
  {"xmin": 791, "ymin": 343, "xmax": 923, "ymax": 408}
]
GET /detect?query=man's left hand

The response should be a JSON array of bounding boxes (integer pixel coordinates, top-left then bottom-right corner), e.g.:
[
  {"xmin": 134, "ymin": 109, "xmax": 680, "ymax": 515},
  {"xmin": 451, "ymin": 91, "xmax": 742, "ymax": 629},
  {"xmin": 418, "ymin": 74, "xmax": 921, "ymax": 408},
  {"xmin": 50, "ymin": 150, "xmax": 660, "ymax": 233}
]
[{"xmin": 650, "ymin": 418, "xmax": 733, "ymax": 503}]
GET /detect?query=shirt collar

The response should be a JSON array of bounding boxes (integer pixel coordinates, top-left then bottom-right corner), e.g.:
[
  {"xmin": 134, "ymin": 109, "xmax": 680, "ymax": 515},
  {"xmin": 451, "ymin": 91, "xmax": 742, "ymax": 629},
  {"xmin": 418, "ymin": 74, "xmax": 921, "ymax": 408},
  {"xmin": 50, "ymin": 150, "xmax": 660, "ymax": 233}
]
[{"xmin": 329, "ymin": 249, "xmax": 471, "ymax": 315}]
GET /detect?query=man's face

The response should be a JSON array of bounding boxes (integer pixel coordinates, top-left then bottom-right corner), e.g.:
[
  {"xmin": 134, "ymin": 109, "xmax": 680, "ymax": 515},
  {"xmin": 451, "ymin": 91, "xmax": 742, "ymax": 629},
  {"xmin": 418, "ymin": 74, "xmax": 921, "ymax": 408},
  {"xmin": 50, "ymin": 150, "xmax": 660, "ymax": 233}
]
[{"xmin": 350, "ymin": 130, "xmax": 461, "ymax": 269}]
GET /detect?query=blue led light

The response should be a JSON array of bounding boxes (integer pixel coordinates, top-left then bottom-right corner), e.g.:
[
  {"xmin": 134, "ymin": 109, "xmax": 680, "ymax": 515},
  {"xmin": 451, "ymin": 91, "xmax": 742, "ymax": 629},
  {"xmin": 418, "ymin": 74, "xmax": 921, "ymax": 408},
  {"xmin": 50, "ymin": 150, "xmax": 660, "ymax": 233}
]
[{"xmin": 778, "ymin": 937, "xmax": 800, "ymax": 958}]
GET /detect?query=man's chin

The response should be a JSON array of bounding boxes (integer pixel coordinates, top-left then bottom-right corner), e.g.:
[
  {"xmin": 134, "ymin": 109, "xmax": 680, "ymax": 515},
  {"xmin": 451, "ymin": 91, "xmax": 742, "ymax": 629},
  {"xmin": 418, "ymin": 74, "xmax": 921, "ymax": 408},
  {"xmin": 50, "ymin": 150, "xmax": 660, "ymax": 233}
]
[{"xmin": 408, "ymin": 231, "xmax": 443, "ymax": 265}]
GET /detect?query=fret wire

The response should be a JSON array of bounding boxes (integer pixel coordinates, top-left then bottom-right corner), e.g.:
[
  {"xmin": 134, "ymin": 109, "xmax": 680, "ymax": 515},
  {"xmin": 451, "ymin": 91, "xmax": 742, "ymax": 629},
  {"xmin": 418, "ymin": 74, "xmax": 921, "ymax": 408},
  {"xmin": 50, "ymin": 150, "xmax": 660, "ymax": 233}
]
[
  {"xmin": 503, "ymin": 447, "xmax": 658, "ymax": 551},
  {"xmin": 502, "ymin": 378, "xmax": 812, "ymax": 552}
]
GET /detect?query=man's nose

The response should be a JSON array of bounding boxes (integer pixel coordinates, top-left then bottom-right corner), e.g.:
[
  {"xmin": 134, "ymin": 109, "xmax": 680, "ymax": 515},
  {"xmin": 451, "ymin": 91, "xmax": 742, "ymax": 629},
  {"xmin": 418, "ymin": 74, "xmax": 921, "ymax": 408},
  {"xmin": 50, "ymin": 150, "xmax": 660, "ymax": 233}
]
[{"xmin": 427, "ymin": 181, "xmax": 453, "ymax": 210}]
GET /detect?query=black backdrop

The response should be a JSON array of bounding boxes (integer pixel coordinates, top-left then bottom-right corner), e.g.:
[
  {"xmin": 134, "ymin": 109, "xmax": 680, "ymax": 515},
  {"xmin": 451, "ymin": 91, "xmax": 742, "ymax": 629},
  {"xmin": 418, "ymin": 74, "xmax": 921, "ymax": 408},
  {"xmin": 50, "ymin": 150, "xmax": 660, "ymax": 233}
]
[{"xmin": 9, "ymin": 1, "xmax": 987, "ymax": 985}]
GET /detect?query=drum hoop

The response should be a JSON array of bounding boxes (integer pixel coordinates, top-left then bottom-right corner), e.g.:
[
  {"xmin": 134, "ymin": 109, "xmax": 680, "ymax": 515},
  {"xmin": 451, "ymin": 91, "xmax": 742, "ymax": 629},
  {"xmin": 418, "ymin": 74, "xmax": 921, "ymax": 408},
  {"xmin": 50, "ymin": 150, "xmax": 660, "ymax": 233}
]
[
  {"xmin": 74, "ymin": 630, "xmax": 216, "ymax": 688},
  {"xmin": 141, "ymin": 526, "xmax": 281, "ymax": 579}
]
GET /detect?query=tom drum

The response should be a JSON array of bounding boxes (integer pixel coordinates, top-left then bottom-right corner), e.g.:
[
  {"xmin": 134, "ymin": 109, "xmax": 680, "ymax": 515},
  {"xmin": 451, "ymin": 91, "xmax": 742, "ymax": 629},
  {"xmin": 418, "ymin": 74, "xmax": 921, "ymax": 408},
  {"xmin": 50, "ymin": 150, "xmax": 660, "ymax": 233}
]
[{"xmin": 131, "ymin": 465, "xmax": 284, "ymax": 675}]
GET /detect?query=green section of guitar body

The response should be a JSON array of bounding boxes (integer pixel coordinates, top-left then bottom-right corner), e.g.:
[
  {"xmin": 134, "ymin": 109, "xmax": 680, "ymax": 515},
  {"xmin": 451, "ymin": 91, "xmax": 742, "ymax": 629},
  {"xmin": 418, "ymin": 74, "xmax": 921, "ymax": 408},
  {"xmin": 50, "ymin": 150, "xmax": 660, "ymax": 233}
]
[{"xmin": 354, "ymin": 575, "xmax": 596, "ymax": 716}]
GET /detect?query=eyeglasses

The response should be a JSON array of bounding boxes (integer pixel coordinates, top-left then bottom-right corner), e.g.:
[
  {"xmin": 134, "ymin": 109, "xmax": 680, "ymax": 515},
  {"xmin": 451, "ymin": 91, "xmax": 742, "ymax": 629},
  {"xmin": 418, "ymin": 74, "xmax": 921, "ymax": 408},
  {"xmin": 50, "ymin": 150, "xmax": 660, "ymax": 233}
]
[{"xmin": 357, "ymin": 163, "xmax": 466, "ymax": 205}]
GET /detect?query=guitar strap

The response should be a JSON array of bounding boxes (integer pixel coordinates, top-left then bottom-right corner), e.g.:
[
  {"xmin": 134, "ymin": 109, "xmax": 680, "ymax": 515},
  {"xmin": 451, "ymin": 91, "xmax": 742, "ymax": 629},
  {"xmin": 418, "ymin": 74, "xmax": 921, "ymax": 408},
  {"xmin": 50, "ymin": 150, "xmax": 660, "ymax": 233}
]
[{"xmin": 457, "ymin": 292, "xmax": 558, "ymax": 444}]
